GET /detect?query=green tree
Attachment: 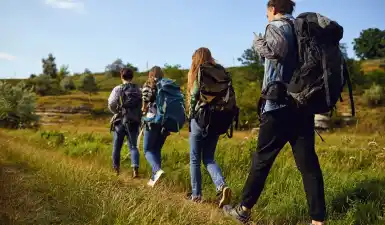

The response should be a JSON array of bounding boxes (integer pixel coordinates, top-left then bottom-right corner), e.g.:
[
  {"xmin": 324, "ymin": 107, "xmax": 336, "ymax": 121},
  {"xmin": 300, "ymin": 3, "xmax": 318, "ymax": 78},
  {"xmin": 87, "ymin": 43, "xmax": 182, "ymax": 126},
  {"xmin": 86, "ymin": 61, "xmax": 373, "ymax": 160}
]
[
  {"xmin": 42, "ymin": 53, "xmax": 58, "ymax": 79},
  {"xmin": 84, "ymin": 68, "xmax": 92, "ymax": 75},
  {"xmin": 0, "ymin": 81, "xmax": 39, "ymax": 128},
  {"xmin": 237, "ymin": 46, "xmax": 264, "ymax": 81},
  {"xmin": 78, "ymin": 74, "xmax": 98, "ymax": 103},
  {"xmin": 126, "ymin": 63, "xmax": 138, "ymax": 72},
  {"xmin": 60, "ymin": 77, "xmax": 76, "ymax": 91},
  {"xmin": 339, "ymin": 43, "xmax": 349, "ymax": 60},
  {"xmin": 353, "ymin": 28, "xmax": 385, "ymax": 60},
  {"xmin": 238, "ymin": 46, "xmax": 262, "ymax": 67},
  {"xmin": 105, "ymin": 58, "xmax": 125, "ymax": 77},
  {"xmin": 57, "ymin": 65, "xmax": 70, "ymax": 81},
  {"xmin": 32, "ymin": 74, "xmax": 59, "ymax": 96}
]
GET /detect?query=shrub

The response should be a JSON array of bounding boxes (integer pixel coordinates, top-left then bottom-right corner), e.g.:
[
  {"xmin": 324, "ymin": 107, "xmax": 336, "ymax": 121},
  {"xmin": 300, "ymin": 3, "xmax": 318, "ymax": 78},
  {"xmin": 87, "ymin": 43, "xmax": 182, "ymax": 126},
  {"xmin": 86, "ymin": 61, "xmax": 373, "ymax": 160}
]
[
  {"xmin": 365, "ymin": 70, "xmax": 385, "ymax": 86},
  {"xmin": 31, "ymin": 74, "xmax": 63, "ymax": 96},
  {"xmin": 363, "ymin": 84, "xmax": 385, "ymax": 107},
  {"xmin": 78, "ymin": 74, "xmax": 99, "ymax": 103},
  {"xmin": 60, "ymin": 76, "xmax": 76, "ymax": 91},
  {"xmin": 0, "ymin": 81, "xmax": 39, "ymax": 128}
]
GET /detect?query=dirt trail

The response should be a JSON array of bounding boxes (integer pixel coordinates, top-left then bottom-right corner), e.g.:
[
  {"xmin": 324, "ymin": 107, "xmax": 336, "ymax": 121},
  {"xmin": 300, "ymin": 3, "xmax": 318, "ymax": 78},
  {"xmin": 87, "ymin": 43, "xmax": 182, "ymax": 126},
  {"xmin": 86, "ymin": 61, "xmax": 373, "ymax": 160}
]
[{"xmin": 0, "ymin": 131, "xmax": 240, "ymax": 225}]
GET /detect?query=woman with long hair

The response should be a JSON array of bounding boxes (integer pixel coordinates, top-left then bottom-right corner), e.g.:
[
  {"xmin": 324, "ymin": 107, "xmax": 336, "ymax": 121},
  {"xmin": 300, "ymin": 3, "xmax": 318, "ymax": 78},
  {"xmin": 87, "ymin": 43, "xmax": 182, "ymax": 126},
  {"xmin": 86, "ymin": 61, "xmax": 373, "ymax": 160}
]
[
  {"xmin": 187, "ymin": 47, "xmax": 232, "ymax": 207},
  {"xmin": 142, "ymin": 66, "xmax": 168, "ymax": 187}
]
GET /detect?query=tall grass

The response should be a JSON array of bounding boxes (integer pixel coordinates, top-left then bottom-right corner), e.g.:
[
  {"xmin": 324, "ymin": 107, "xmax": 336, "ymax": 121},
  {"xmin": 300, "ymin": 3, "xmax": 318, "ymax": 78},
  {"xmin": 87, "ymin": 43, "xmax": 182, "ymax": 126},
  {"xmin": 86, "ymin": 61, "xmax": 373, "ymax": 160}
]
[{"xmin": 2, "ymin": 128, "xmax": 385, "ymax": 224}]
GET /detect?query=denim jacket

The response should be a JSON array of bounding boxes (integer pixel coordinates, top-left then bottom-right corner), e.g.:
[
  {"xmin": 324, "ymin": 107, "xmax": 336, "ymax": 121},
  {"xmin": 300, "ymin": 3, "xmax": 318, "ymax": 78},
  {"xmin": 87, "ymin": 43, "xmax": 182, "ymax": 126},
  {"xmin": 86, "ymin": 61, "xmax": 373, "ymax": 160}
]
[{"xmin": 253, "ymin": 14, "xmax": 297, "ymax": 114}]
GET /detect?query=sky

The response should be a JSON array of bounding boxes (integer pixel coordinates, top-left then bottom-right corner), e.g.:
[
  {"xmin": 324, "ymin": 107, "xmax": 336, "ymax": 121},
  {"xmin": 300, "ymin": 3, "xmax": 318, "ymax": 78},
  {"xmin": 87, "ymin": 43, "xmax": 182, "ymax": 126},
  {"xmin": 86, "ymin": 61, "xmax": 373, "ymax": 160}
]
[{"xmin": 0, "ymin": 0, "xmax": 384, "ymax": 78}]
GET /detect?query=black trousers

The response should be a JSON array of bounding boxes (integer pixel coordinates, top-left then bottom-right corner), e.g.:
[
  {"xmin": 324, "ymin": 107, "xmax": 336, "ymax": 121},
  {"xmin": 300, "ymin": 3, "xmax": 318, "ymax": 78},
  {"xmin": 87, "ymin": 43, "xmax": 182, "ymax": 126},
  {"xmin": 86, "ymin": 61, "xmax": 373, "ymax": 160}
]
[{"xmin": 241, "ymin": 107, "xmax": 326, "ymax": 221}]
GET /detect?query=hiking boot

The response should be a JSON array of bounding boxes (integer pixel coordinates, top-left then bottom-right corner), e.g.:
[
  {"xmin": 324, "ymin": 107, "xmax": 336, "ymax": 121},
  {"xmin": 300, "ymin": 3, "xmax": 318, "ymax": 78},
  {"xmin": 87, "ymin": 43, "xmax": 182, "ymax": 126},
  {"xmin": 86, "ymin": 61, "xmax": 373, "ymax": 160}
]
[
  {"xmin": 147, "ymin": 169, "xmax": 165, "ymax": 187},
  {"xmin": 223, "ymin": 204, "xmax": 251, "ymax": 224},
  {"xmin": 113, "ymin": 167, "xmax": 120, "ymax": 176},
  {"xmin": 217, "ymin": 185, "xmax": 232, "ymax": 208},
  {"xmin": 185, "ymin": 193, "xmax": 203, "ymax": 203},
  {"xmin": 132, "ymin": 167, "xmax": 139, "ymax": 178}
]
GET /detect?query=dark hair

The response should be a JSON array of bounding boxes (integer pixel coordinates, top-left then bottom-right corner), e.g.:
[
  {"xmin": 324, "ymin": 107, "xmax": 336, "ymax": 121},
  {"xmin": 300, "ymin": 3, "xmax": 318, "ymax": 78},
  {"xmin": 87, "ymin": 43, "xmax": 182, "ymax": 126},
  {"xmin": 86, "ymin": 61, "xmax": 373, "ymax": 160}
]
[
  {"xmin": 120, "ymin": 68, "xmax": 134, "ymax": 81},
  {"xmin": 267, "ymin": 0, "xmax": 295, "ymax": 15}
]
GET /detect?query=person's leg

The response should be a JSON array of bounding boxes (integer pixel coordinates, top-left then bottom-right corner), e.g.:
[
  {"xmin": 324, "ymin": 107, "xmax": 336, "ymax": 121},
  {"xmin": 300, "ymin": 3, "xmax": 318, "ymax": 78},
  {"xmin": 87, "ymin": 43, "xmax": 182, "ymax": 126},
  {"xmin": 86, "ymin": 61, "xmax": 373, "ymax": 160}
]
[
  {"xmin": 126, "ymin": 123, "xmax": 140, "ymax": 177},
  {"xmin": 112, "ymin": 123, "xmax": 125, "ymax": 175},
  {"xmin": 189, "ymin": 119, "xmax": 203, "ymax": 198},
  {"xmin": 152, "ymin": 127, "xmax": 168, "ymax": 171},
  {"xmin": 201, "ymin": 134, "xmax": 231, "ymax": 207},
  {"xmin": 224, "ymin": 108, "xmax": 290, "ymax": 222},
  {"xmin": 143, "ymin": 127, "xmax": 161, "ymax": 176},
  {"xmin": 240, "ymin": 110, "xmax": 290, "ymax": 209},
  {"xmin": 201, "ymin": 134, "xmax": 225, "ymax": 187},
  {"xmin": 289, "ymin": 113, "xmax": 326, "ymax": 223}
]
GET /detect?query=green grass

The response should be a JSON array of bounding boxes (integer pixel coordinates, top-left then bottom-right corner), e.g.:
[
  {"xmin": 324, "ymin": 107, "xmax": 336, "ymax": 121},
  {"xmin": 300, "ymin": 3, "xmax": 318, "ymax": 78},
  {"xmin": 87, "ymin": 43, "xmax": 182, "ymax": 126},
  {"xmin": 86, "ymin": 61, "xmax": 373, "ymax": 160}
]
[{"xmin": 1, "ymin": 127, "xmax": 385, "ymax": 224}]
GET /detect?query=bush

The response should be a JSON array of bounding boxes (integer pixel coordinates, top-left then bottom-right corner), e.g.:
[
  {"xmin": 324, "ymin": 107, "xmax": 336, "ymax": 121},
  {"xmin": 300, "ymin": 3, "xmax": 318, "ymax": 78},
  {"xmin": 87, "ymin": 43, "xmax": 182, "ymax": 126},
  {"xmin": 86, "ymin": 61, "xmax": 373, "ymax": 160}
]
[
  {"xmin": 0, "ymin": 81, "xmax": 39, "ymax": 128},
  {"xmin": 363, "ymin": 84, "xmax": 385, "ymax": 107},
  {"xmin": 60, "ymin": 76, "xmax": 76, "ymax": 91},
  {"xmin": 365, "ymin": 70, "xmax": 385, "ymax": 86},
  {"xmin": 31, "ymin": 74, "xmax": 63, "ymax": 96},
  {"xmin": 78, "ymin": 74, "xmax": 98, "ymax": 93}
]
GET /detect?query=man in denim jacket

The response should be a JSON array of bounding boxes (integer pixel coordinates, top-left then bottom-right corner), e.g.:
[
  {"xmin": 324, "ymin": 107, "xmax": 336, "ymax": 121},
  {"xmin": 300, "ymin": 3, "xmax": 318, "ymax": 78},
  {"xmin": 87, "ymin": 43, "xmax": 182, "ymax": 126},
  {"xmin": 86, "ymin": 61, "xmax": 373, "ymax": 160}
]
[{"xmin": 224, "ymin": 1, "xmax": 326, "ymax": 225}]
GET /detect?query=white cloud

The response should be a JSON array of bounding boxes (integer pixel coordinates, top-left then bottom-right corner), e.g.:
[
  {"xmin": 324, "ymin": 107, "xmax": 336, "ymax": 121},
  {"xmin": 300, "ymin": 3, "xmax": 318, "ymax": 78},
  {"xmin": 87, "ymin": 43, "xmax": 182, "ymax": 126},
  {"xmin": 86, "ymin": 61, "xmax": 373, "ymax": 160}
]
[
  {"xmin": 45, "ymin": 0, "xmax": 86, "ymax": 13},
  {"xmin": 0, "ymin": 52, "xmax": 16, "ymax": 61}
]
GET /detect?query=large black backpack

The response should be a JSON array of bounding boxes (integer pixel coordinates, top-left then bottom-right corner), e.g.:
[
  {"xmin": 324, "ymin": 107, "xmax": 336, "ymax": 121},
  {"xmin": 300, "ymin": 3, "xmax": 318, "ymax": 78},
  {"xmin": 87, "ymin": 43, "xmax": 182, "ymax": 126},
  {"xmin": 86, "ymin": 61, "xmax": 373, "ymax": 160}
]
[
  {"xmin": 119, "ymin": 83, "xmax": 142, "ymax": 124},
  {"xmin": 259, "ymin": 12, "xmax": 355, "ymax": 118},
  {"xmin": 193, "ymin": 62, "xmax": 239, "ymax": 138}
]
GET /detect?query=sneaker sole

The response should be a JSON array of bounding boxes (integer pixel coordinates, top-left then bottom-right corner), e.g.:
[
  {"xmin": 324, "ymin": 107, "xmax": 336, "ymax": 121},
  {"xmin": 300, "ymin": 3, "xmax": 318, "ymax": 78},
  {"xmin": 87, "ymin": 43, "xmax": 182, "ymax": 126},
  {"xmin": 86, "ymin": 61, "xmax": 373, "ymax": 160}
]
[
  {"xmin": 149, "ymin": 170, "xmax": 165, "ymax": 188},
  {"xmin": 219, "ymin": 187, "xmax": 232, "ymax": 208}
]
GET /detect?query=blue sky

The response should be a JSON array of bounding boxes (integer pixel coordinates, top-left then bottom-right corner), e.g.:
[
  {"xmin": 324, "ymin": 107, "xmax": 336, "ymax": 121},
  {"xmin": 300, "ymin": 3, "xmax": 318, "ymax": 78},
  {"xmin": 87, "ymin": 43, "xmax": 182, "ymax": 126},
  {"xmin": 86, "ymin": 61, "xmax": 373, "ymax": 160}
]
[{"xmin": 0, "ymin": 0, "xmax": 384, "ymax": 78}]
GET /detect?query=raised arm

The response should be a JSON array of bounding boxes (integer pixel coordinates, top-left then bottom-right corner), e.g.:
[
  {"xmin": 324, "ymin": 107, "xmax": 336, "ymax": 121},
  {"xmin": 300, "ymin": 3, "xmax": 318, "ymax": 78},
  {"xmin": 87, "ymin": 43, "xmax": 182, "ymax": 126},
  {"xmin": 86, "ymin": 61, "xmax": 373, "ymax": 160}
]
[{"xmin": 253, "ymin": 24, "xmax": 288, "ymax": 60}]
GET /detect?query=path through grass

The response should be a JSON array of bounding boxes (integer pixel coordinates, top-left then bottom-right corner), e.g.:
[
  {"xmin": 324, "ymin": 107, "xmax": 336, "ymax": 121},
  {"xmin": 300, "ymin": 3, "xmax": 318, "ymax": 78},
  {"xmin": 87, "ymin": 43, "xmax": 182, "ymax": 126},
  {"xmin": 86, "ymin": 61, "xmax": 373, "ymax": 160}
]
[{"xmin": 1, "ymin": 129, "xmax": 385, "ymax": 225}]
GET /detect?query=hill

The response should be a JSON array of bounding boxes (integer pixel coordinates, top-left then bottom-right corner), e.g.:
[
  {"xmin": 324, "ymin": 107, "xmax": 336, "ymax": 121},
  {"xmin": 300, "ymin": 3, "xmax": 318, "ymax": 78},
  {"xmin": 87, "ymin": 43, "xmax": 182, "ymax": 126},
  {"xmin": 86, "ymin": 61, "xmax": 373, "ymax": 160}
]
[{"xmin": 361, "ymin": 58, "xmax": 385, "ymax": 73}]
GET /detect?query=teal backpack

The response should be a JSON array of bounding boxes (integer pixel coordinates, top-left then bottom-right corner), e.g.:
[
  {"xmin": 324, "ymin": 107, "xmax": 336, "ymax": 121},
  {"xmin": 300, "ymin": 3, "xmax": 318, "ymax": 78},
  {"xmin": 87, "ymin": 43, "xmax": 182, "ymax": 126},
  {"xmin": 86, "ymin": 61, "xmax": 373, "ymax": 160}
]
[{"xmin": 143, "ymin": 78, "xmax": 186, "ymax": 133}]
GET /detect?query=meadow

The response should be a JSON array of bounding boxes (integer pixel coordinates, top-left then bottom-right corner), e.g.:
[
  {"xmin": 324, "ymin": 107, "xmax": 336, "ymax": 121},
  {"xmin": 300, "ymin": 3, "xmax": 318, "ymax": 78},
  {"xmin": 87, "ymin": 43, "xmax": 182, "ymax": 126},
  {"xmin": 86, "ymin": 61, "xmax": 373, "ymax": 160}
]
[{"xmin": 1, "ymin": 58, "xmax": 385, "ymax": 224}]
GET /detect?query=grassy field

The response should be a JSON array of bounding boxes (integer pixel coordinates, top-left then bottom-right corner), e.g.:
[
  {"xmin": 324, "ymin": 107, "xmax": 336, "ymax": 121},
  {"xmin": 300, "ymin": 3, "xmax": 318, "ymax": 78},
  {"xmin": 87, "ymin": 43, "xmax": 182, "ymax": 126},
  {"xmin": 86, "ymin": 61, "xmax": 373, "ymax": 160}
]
[
  {"xmin": 1, "ymin": 59, "xmax": 385, "ymax": 224},
  {"xmin": 1, "ymin": 122, "xmax": 385, "ymax": 224}
]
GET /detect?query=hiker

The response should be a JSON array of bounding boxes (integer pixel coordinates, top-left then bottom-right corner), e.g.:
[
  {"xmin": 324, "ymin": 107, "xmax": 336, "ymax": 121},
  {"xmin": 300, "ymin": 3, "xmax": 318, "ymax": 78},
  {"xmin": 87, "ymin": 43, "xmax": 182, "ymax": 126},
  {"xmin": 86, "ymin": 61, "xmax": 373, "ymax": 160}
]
[
  {"xmin": 187, "ymin": 47, "xmax": 237, "ymax": 208},
  {"xmin": 224, "ymin": 1, "xmax": 327, "ymax": 225},
  {"xmin": 142, "ymin": 66, "xmax": 185, "ymax": 187},
  {"xmin": 108, "ymin": 68, "xmax": 142, "ymax": 178}
]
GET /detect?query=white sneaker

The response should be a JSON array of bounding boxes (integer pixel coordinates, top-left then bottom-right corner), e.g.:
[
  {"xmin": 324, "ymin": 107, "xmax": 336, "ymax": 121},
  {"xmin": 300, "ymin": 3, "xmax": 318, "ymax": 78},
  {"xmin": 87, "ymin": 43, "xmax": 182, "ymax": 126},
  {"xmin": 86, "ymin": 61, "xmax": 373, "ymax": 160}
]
[{"xmin": 147, "ymin": 169, "xmax": 165, "ymax": 187}]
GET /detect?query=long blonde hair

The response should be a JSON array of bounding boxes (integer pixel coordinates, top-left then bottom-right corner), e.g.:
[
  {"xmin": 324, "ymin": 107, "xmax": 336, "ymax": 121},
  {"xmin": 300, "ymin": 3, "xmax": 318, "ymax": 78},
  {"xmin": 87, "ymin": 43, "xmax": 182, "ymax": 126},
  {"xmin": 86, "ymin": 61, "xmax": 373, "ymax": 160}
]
[
  {"xmin": 187, "ymin": 47, "xmax": 215, "ymax": 107},
  {"xmin": 145, "ymin": 66, "xmax": 164, "ymax": 88}
]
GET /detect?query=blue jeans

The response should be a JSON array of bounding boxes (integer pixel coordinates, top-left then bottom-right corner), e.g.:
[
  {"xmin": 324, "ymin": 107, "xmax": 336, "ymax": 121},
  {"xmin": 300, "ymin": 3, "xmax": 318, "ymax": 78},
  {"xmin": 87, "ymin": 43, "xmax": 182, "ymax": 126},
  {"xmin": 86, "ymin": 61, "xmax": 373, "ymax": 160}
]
[
  {"xmin": 112, "ymin": 122, "xmax": 140, "ymax": 169},
  {"xmin": 189, "ymin": 119, "xmax": 226, "ymax": 197},
  {"xmin": 143, "ymin": 124, "xmax": 168, "ymax": 177}
]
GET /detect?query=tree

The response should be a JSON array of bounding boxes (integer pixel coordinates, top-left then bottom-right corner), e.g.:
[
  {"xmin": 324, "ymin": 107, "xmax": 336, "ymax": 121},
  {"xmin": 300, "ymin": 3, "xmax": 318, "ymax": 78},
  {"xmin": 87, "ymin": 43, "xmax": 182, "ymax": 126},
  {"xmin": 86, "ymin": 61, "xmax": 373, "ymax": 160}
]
[
  {"xmin": 84, "ymin": 68, "xmax": 92, "ymax": 75},
  {"xmin": 31, "ymin": 74, "xmax": 62, "ymax": 96},
  {"xmin": 29, "ymin": 74, "xmax": 37, "ymax": 79},
  {"xmin": 57, "ymin": 65, "xmax": 70, "ymax": 81},
  {"xmin": 353, "ymin": 28, "xmax": 385, "ymax": 60},
  {"xmin": 105, "ymin": 58, "xmax": 125, "ymax": 77},
  {"xmin": 339, "ymin": 43, "xmax": 349, "ymax": 60},
  {"xmin": 60, "ymin": 77, "xmax": 76, "ymax": 91},
  {"xmin": 42, "ymin": 53, "xmax": 58, "ymax": 79},
  {"xmin": 238, "ymin": 46, "xmax": 264, "ymax": 81},
  {"xmin": 238, "ymin": 46, "xmax": 262, "ymax": 67},
  {"xmin": 126, "ymin": 63, "xmax": 138, "ymax": 72},
  {"xmin": 78, "ymin": 74, "xmax": 98, "ymax": 103}
]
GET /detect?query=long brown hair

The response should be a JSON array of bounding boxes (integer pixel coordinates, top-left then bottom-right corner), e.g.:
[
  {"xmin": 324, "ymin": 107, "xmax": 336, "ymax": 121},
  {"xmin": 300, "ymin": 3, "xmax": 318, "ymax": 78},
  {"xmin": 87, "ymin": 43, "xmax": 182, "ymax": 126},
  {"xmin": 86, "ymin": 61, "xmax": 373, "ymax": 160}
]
[
  {"xmin": 187, "ymin": 47, "xmax": 215, "ymax": 107},
  {"xmin": 145, "ymin": 66, "xmax": 164, "ymax": 88}
]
